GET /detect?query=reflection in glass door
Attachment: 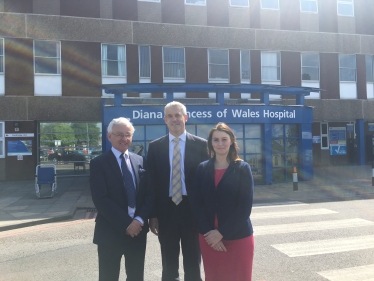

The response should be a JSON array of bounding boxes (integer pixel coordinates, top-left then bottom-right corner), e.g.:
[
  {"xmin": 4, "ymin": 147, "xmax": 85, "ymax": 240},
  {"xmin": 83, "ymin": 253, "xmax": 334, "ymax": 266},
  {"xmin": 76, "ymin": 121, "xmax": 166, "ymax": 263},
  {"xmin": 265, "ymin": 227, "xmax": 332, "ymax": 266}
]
[{"xmin": 272, "ymin": 124, "xmax": 299, "ymax": 182}]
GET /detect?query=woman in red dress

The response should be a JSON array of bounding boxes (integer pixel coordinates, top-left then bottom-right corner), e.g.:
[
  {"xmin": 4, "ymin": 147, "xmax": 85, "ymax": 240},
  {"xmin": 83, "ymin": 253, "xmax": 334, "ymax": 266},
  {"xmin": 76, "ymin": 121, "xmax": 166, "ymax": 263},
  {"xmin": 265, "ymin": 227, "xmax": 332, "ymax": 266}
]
[{"xmin": 191, "ymin": 122, "xmax": 254, "ymax": 281}]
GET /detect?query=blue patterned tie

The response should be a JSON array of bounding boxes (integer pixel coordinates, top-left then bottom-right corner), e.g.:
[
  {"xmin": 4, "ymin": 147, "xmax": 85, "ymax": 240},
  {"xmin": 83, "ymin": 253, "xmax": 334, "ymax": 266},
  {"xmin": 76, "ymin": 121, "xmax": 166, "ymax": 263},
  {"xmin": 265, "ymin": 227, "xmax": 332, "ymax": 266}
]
[{"xmin": 120, "ymin": 153, "xmax": 136, "ymax": 208}]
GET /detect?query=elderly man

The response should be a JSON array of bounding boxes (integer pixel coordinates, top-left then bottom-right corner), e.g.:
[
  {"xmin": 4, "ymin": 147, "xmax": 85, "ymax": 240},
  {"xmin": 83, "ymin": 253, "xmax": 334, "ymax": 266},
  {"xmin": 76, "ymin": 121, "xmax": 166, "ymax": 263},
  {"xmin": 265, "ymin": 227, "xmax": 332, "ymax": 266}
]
[{"xmin": 90, "ymin": 117, "xmax": 153, "ymax": 281}]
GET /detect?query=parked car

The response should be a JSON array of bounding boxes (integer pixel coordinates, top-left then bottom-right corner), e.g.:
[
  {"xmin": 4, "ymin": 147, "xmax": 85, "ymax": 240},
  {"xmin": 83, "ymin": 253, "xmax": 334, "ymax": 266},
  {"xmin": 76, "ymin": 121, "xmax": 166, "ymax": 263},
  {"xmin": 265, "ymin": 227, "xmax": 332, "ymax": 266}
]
[
  {"xmin": 48, "ymin": 149, "xmax": 89, "ymax": 164},
  {"xmin": 90, "ymin": 150, "xmax": 102, "ymax": 159}
]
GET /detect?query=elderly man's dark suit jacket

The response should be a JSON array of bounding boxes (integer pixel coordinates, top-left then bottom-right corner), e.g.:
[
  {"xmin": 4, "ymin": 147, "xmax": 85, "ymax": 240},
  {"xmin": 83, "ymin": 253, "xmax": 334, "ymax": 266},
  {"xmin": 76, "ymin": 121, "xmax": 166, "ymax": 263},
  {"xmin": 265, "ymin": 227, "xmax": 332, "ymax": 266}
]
[{"xmin": 90, "ymin": 150, "xmax": 153, "ymax": 246}]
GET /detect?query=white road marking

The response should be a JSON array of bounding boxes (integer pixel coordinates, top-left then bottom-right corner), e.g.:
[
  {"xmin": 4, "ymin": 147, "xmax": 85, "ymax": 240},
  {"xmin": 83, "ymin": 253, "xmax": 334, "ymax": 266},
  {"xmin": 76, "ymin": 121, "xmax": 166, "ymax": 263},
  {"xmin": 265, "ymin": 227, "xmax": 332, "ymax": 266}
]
[
  {"xmin": 255, "ymin": 218, "xmax": 374, "ymax": 236},
  {"xmin": 272, "ymin": 235, "xmax": 374, "ymax": 257},
  {"xmin": 251, "ymin": 208, "xmax": 338, "ymax": 219},
  {"xmin": 317, "ymin": 264, "xmax": 374, "ymax": 281},
  {"xmin": 253, "ymin": 201, "xmax": 307, "ymax": 208}
]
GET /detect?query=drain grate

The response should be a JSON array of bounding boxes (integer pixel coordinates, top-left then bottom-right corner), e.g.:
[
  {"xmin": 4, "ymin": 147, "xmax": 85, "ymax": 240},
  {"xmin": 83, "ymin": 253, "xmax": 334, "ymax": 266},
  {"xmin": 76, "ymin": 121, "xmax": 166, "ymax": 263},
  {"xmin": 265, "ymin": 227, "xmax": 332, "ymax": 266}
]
[{"xmin": 83, "ymin": 208, "xmax": 98, "ymax": 220}]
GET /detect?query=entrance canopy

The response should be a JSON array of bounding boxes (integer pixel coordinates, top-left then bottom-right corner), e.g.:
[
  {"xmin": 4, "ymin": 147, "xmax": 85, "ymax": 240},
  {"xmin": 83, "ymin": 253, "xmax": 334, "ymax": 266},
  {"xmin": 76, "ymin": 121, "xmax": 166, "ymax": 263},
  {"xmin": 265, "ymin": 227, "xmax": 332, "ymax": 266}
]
[
  {"xmin": 102, "ymin": 83, "xmax": 322, "ymax": 107},
  {"xmin": 101, "ymin": 83, "xmax": 322, "ymax": 184}
]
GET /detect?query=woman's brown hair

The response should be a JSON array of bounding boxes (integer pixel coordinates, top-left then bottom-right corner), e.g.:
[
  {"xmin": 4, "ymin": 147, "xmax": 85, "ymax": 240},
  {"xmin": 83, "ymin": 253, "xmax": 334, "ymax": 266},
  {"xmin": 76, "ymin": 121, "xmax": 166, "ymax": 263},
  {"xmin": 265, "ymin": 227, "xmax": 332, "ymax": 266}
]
[{"xmin": 207, "ymin": 122, "xmax": 241, "ymax": 162}]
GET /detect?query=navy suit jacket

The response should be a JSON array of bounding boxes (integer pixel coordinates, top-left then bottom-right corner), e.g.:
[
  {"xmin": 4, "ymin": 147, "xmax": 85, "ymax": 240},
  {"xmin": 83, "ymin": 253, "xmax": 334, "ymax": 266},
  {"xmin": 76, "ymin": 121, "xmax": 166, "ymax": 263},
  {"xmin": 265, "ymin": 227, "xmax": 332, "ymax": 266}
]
[
  {"xmin": 190, "ymin": 159, "xmax": 254, "ymax": 240},
  {"xmin": 90, "ymin": 149, "xmax": 154, "ymax": 245},
  {"xmin": 147, "ymin": 132, "xmax": 208, "ymax": 223}
]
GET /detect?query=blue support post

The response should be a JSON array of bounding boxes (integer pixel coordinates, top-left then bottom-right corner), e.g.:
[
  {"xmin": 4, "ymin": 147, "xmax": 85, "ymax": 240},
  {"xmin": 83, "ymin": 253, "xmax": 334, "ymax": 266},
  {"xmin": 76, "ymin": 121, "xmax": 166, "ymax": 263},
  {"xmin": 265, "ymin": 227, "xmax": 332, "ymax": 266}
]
[
  {"xmin": 263, "ymin": 123, "xmax": 272, "ymax": 184},
  {"xmin": 356, "ymin": 119, "xmax": 365, "ymax": 165},
  {"xmin": 296, "ymin": 93, "xmax": 305, "ymax": 105},
  {"xmin": 261, "ymin": 93, "xmax": 270, "ymax": 105},
  {"xmin": 300, "ymin": 123, "xmax": 313, "ymax": 180},
  {"xmin": 166, "ymin": 92, "xmax": 173, "ymax": 103},
  {"xmin": 216, "ymin": 91, "xmax": 224, "ymax": 106},
  {"xmin": 114, "ymin": 92, "xmax": 122, "ymax": 107}
]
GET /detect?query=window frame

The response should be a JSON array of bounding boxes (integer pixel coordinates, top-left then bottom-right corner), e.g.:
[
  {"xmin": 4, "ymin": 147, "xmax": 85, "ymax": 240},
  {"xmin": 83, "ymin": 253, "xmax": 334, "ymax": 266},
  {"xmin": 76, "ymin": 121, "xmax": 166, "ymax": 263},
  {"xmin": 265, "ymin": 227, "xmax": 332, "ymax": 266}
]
[
  {"xmin": 208, "ymin": 49, "xmax": 230, "ymax": 81},
  {"xmin": 101, "ymin": 44, "xmax": 127, "ymax": 78},
  {"xmin": 162, "ymin": 46, "xmax": 186, "ymax": 80},
  {"xmin": 300, "ymin": 0, "xmax": 318, "ymax": 13},
  {"xmin": 33, "ymin": 40, "xmax": 61, "ymax": 75},
  {"xmin": 261, "ymin": 51, "xmax": 281, "ymax": 82},
  {"xmin": 139, "ymin": 45, "xmax": 151, "ymax": 79},
  {"xmin": 0, "ymin": 38, "xmax": 3, "ymax": 74},
  {"xmin": 0, "ymin": 122, "xmax": 4, "ymax": 158},
  {"xmin": 337, "ymin": 0, "xmax": 354, "ymax": 17},
  {"xmin": 366, "ymin": 55, "xmax": 374, "ymax": 83},
  {"xmin": 301, "ymin": 53, "xmax": 320, "ymax": 82},
  {"xmin": 230, "ymin": 0, "xmax": 250, "ymax": 8},
  {"xmin": 339, "ymin": 54, "xmax": 356, "ymax": 82},
  {"xmin": 185, "ymin": 0, "xmax": 206, "ymax": 6},
  {"xmin": 261, "ymin": 0, "xmax": 280, "ymax": 10},
  {"xmin": 320, "ymin": 123, "xmax": 329, "ymax": 150}
]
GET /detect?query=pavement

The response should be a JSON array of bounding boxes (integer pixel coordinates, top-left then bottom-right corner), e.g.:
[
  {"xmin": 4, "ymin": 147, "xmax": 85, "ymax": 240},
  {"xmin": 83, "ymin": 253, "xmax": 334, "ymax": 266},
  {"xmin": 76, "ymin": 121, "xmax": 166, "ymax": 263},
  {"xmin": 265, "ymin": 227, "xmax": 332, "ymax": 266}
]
[{"xmin": 0, "ymin": 164, "xmax": 373, "ymax": 232}]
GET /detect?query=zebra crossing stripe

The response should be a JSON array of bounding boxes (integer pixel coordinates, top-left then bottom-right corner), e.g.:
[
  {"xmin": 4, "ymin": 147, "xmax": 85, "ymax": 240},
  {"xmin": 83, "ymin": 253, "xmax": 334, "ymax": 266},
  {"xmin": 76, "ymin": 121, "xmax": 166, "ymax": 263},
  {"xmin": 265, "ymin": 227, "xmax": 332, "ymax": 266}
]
[
  {"xmin": 317, "ymin": 264, "xmax": 374, "ymax": 281},
  {"xmin": 255, "ymin": 218, "xmax": 374, "ymax": 236},
  {"xmin": 272, "ymin": 235, "xmax": 374, "ymax": 257},
  {"xmin": 251, "ymin": 208, "xmax": 337, "ymax": 220},
  {"xmin": 253, "ymin": 201, "xmax": 307, "ymax": 208}
]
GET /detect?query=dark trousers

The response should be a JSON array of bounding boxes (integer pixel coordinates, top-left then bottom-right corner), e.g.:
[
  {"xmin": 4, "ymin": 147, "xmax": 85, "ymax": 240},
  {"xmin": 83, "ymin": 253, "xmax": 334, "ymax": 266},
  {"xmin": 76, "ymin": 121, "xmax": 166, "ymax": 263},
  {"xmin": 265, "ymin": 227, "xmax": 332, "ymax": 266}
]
[
  {"xmin": 158, "ymin": 196, "xmax": 202, "ymax": 281},
  {"xmin": 97, "ymin": 233, "xmax": 147, "ymax": 281}
]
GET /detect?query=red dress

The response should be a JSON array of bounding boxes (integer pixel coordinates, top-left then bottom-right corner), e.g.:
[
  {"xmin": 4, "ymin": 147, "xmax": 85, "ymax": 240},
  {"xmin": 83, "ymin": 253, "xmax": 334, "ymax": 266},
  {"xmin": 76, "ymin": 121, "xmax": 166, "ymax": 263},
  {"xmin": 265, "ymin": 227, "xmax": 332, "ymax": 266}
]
[{"xmin": 199, "ymin": 168, "xmax": 254, "ymax": 281}]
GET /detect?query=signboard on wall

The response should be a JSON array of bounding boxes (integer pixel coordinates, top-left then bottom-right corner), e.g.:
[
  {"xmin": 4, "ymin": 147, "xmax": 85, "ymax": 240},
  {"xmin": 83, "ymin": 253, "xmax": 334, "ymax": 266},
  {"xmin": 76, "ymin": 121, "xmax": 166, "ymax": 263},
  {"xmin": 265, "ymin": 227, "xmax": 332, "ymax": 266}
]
[
  {"xmin": 7, "ymin": 140, "xmax": 32, "ymax": 156},
  {"xmin": 105, "ymin": 105, "xmax": 313, "ymax": 125},
  {"xmin": 329, "ymin": 127, "xmax": 346, "ymax": 155},
  {"xmin": 369, "ymin": 123, "xmax": 374, "ymax": 132}
]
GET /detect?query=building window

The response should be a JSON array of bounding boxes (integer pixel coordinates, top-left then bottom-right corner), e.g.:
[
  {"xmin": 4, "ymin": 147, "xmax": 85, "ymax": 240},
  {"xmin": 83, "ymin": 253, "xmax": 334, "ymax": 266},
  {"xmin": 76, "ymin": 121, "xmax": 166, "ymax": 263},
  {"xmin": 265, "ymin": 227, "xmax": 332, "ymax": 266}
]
[
  {"xmin": 261, "ymin": 52, "xmax": 280, "ymax": 81},
  {"xmin": 230, "ymin": 0, "xmax": 249, "ymax": 7},
  {"xmin": 337, "ymin": 0, "xmax": 354, "ymax": 16},
  {"xmin": 321, "ymin": 123, "xmax": 329, "ymax": 150},
  {"xmin": 301, "ymin": 53, "xmax": 319, "ymax": 81},
  {"xmin": 0, "ymin": 39, "xmax": 3, "ymax": 73},
  {"xmin": 185, "ymin": 0, "xmax": 206, "ymax": 5},
  {"xmin": 102, "ymin": 44, "xmax": 126, "ymax": 77},
  {"xmin": 34, "ymin": 40, "xmax": 61, "ymax": 74},
  {"xmin": 339, "ymin": 54, "xmax": 356, "ymax": 82},
  {"xmin": 163, "ymin": 47, "xmax": 185, "ymax": 79},
  {"xmin": 208, "ymin": 49, "xmax": 229, "ymax": 80},
  {"xmin": 139, "ymin": 46, "xmax": 151, "ymax": 79},
  {"xmin": 261, "ymin": 0, "xmax": 279, "ymax": 10},
  {"xmin": 300, "ymin": 0, "xmax": 318, "ymax": 13},
  {"xmin": 0, "ymin": 122, "xmax": 4, "ymax": 158},
  {"xmin": 366, "ymin": 55, "xmax": 374, "ymax": 83},
  {"xmin": 241, "ymin": 50, "xmax": 250, "ymax": 82}
]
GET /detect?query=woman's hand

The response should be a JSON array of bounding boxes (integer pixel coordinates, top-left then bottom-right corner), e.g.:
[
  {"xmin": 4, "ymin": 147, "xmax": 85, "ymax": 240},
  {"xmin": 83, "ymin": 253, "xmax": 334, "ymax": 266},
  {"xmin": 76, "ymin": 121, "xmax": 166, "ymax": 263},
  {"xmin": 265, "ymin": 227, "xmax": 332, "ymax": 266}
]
[{"xmin": 204, "ymin": 230, "xmax": 227, "ymax": 252}]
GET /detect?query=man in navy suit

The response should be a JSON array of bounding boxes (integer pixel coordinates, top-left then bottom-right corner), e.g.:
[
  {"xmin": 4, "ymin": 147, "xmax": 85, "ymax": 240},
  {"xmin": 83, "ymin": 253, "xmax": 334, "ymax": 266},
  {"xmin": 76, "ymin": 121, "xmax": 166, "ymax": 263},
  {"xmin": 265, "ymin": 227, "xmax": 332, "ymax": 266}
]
[
  {"xmin": 90, "ymin": 117, "xmax": 153, "ymax": 281},
  {"xmin": 147, "ymin": 101, "xmax": 208, "ymax": 281}
]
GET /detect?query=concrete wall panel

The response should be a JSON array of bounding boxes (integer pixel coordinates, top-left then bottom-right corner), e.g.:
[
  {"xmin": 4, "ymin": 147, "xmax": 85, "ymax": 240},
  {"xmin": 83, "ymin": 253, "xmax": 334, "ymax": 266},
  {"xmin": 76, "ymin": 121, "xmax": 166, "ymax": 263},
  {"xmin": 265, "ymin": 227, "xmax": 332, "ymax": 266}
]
[
  {"xmin": 0, "ymin": 13, "xmax": 26, "ymax": 38},
  {"xmin": 256, "ymin": 29, "xmax": 360, "ymax": 54},
  {"xmin": 133, "ymin": 22, "xmax": 256, "ymax": 49},
  {"xmin": 27, "ymin": 15, "xmax": 133, "ymax": 43}
]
